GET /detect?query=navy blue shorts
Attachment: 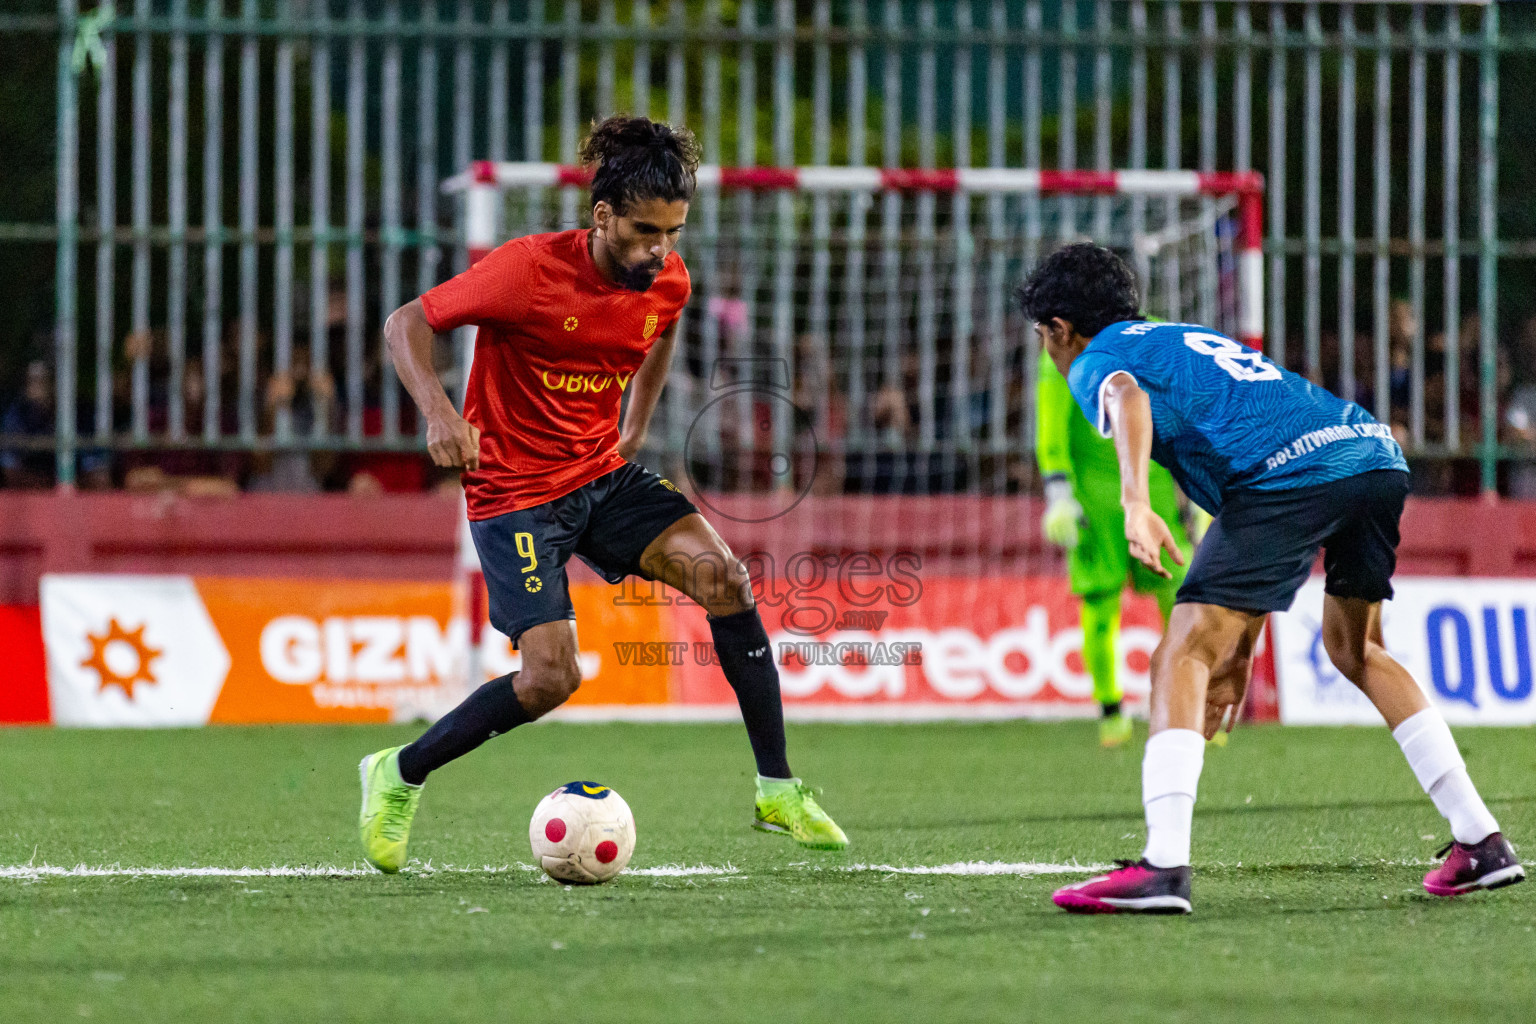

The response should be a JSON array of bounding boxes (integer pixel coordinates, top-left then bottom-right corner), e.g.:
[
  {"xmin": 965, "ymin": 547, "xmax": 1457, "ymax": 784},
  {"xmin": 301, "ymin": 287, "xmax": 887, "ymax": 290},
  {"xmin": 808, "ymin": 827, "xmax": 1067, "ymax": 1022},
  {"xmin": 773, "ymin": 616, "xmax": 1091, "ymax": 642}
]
[
  {"xmin": 469, "ymin": 462, "xmax": 698, "ymax": 645},
  {"xmin": 1176, "ymin": 469, "xmax": 1410, "ymax": 614}
]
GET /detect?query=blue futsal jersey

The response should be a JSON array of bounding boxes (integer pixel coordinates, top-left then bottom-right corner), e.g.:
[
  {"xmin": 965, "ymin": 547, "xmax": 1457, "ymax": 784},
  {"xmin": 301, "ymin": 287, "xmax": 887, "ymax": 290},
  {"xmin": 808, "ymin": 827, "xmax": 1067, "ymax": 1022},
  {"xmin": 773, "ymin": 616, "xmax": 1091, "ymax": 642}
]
[{"xmin": 1066, "ymin": 320, "xmax": 1407, "ymax": 513}]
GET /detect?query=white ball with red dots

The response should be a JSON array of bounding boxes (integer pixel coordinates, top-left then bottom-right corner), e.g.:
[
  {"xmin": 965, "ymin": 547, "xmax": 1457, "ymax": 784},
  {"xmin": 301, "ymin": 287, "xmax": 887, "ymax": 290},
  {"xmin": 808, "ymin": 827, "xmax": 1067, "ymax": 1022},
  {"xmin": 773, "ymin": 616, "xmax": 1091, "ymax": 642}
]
[{"xmin": 528, "ymin": 781, "xmax": 636, "ymax": 884}]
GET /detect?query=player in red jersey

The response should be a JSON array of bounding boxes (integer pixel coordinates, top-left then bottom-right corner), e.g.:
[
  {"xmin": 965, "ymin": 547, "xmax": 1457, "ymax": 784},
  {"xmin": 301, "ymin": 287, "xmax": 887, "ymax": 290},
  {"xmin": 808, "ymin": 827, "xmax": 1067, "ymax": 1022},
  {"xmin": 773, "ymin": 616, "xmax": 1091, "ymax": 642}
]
[{"xmin": 356, "ymin": 116, "xmax": 847, "ymax": 873}]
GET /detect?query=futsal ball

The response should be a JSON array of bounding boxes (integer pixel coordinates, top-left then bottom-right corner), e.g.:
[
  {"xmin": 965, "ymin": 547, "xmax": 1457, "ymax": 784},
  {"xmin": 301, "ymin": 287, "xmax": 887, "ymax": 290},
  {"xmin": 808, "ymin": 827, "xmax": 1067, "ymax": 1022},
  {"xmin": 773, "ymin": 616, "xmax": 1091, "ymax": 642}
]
[{"xmin": 529, "ymin": 781, "xmax": 636, "ymax": 884}]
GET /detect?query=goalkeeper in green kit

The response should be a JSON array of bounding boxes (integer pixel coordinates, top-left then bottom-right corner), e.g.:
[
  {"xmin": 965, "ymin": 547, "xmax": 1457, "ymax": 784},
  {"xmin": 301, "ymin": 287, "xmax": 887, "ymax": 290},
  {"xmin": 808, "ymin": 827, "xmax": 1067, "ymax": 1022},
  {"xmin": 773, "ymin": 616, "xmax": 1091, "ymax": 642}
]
[{"xmin": 1036, "ymin": 348, "xmax": 1197, "ymax": 747}]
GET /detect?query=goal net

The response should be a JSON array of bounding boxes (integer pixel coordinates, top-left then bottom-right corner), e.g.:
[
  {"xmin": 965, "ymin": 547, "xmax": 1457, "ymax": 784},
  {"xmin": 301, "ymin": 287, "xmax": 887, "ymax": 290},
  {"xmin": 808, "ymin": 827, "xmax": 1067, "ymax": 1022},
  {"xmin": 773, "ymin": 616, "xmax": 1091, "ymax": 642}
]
[{"xmin": 446, "ymin": 164, "xmax": 1262, "ymax": 577}]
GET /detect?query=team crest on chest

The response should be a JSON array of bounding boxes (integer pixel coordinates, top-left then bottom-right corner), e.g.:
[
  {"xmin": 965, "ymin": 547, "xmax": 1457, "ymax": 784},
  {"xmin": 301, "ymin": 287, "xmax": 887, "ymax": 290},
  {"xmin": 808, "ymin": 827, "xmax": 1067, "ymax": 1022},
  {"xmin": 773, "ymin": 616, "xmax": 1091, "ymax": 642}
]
[{"xmin": 642, "ymin": 313, "xmax": 659, "ymax": 339}]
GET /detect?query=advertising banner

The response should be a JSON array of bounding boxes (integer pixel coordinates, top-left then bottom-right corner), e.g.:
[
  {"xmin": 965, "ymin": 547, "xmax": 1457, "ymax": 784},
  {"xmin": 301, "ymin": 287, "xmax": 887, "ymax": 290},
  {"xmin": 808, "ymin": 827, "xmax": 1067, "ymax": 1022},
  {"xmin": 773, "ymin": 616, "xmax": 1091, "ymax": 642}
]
[
  {"xmin": 1274, "ymin": 577, "xmax": 1536, "ymax": 725},
  {"xmin": 40, "ymin": 574, "xmax": 668, "ymax": 727},
  {"xmin": 0, "ymin": 604, "xmax": 48, "ymax": 724},
  {"xmin": 667, "ymin": 575, "xmax": 1166, "ymax": 719},
  {"xmin": 30, "ymin": 569, "xmax": 1533, "ymax": 728},
  {"xmin": 40, "ymin": 571, "xmax": 1168, "ymax": 725}
]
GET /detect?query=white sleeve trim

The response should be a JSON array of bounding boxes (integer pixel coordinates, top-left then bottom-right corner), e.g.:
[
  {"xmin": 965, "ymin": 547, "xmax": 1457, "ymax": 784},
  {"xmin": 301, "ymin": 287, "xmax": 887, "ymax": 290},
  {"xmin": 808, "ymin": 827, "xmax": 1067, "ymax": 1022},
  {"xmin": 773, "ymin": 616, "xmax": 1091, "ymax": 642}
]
[{"xmin": 1095, "ymin": 371, "xmax": 1139, "ymax": 438}]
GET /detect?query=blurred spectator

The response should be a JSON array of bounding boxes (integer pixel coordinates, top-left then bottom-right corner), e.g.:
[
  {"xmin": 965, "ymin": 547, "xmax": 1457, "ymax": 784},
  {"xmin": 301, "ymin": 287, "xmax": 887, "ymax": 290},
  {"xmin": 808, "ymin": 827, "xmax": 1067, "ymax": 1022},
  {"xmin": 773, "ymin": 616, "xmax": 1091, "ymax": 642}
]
[
  {"xmin": 1318, "ymin": 328, "xmax": 1374, "ymax": 408},
  {"xmin": 121, "ymin": 355, "xmax": 246, "ymax": 496},
  {"xmin": 1514, "ymin": 314, "xmax": 1536, "ymax": 389},
  {"xmin": 247, "ymin": 347, "xmax": 335, "ymax": 493},
  {"xmin": 1403, "ymin": 313, "xmax": 1511, "ymax": 496},
  {"xmin": 965, "ymin": 332, "xmax": 1028, "ymax": 444},
  {"xmin": 869, "ymin": 351, "xmax": 921, "ymax": 443},
  {"xmin": 706, "ymin": 292, "xmax": 751, "ymax": 362},
  {"xmin": 1, "ymin": 361, "xmax": 54, "ymax": 488},
  {"xmin": 1387, "ymin": 297, "xmax": 1416, "ymax": 446},
  {"xmin": 862, "ymin": 348, "xmax": 952, "ymax": 493},
  {"xmin": 1503, "ymin": 316, "xmax": 1536, "ymax": 498},
  {"xmin": 966, "ymin": 332, "xmax": 1028, "ymax": 494},
  {"xmin": 343, "ymin": 352, "xmax": 426, "ymax": 494},
  {"xmin": 790, "ymin": 332, "xmax": 845, "ymax": 496},
  {"xmin": 1316, "ymin": 328, "xmax": 1340, "ymax": 393}
]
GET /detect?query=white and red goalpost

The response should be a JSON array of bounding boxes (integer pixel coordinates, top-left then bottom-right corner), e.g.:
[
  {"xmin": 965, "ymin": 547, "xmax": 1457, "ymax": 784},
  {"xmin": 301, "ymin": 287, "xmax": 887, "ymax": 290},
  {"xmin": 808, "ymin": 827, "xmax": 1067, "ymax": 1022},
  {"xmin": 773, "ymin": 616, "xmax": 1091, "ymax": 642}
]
[{"xmin": 447, "ymin": 162, "xmax": 1265, "ymax": 350}]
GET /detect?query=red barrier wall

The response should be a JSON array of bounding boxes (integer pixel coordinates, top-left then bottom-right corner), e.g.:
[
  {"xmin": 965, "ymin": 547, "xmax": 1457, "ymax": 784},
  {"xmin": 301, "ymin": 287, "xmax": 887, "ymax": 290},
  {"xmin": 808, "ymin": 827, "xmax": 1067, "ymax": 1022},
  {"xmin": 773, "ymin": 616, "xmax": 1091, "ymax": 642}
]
[
  {"xmin": 2, "ymin": 491, "xmax": 1535, "ymax": 605},
  {"xmin": 1395, "ymin": 498, "xmax": 1536, "ymax": 577},
  {"xmin": 0, "ymin": 491, "xmax": 460, "ymax": 605}
]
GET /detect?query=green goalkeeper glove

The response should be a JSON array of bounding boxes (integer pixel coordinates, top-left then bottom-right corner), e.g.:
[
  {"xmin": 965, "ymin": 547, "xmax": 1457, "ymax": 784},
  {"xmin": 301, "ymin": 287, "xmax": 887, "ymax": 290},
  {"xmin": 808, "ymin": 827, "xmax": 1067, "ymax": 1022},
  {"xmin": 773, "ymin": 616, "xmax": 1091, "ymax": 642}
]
[{"xmin": 1042, "ymin": 475, "xmax": 1083, "ymax": 550}]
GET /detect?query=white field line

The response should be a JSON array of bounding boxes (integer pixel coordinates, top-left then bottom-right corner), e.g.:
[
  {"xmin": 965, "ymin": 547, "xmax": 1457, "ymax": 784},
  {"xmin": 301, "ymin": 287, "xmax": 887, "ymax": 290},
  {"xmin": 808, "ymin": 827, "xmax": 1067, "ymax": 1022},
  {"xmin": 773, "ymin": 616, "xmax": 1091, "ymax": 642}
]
[
  {"xmin": 628, "ymin": 864, "xmax": 740, "ymax": 877},
  {"xmin": 842, "ymin": 861, "xmax": 1112, "ymax": 876},
  {"xmin": 0, "ymin": 860, "xmax": 1107, "ymax": 882},
  {"xmin": 1, "ymin": 864, "xmax": 378, "ymax": 880},
  {"xmin": 7, "ymin": 858, "xmax": 1519, "ymax": 882},
  {"xmin": 0, "ymin": 862, "xmax": 741, "ymax": 881}
]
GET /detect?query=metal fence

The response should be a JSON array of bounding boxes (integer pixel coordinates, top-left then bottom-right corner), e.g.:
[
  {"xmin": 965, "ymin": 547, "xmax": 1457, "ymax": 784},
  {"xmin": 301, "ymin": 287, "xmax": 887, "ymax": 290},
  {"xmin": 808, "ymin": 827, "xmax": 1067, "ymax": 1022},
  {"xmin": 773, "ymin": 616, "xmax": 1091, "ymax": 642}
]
[{"xmin": 23, "ymin": 0, "xmax": 1529, "ymax": 491}]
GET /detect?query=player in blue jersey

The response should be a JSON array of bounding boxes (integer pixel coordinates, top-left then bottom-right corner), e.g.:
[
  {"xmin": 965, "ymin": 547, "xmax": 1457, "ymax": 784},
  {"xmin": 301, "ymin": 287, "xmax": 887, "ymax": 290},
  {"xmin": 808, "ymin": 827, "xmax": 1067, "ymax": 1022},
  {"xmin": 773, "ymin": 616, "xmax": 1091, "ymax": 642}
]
[{"xmin": 1018, "ymin": 244, "xmax": 1522, "ymax": 914}]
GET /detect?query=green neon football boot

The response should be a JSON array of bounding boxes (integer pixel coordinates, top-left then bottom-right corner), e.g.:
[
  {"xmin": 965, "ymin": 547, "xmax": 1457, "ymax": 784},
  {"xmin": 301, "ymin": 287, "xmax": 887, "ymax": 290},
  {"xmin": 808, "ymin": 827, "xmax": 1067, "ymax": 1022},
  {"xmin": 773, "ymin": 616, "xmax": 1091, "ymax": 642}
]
[
  {"xmin": 1099, "ymin": 711, "xmax": 1134, "ymax": 748},
  {"xmin": 753, "ymin": 779, "xmax": 848, "ymax": 851},
  {"xmin": 358, "ymin": 746, "xmax": 423, "ymax": 874}
]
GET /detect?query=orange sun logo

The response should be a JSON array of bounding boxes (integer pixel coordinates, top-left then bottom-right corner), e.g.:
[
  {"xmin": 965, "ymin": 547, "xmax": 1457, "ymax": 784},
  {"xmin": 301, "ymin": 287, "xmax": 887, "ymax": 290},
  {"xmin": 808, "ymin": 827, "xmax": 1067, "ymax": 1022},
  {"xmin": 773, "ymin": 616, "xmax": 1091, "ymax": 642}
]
[{"xmin": 80, "ymin": 619, "xmax": 162, "ymax": 700}]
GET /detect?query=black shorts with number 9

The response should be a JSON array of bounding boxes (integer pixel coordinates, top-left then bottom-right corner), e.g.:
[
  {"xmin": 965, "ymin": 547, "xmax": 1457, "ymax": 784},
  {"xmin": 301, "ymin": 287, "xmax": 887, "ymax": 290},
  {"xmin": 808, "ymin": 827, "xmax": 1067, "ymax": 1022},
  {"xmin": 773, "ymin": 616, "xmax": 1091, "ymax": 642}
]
[{"xmin": 468, "ymin": 462, "xmax": 699, "ymax": 646}]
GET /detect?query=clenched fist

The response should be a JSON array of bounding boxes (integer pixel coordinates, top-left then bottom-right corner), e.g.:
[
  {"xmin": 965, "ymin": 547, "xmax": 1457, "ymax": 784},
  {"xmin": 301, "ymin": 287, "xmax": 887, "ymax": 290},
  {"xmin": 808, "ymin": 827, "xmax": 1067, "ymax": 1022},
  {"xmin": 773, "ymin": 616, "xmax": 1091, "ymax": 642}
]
[{"xmin": 426, "ymin": 411, "xmax": 481, "ymax": 470}]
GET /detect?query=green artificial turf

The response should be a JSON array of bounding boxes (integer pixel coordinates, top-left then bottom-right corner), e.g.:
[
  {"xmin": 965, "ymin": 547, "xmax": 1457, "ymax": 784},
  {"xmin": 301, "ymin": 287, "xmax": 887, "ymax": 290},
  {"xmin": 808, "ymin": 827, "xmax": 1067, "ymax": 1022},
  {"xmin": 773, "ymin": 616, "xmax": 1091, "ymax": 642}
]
[{"xmin": 1, "ymin": 721, "xmax": 1531, "ymax": 1023}]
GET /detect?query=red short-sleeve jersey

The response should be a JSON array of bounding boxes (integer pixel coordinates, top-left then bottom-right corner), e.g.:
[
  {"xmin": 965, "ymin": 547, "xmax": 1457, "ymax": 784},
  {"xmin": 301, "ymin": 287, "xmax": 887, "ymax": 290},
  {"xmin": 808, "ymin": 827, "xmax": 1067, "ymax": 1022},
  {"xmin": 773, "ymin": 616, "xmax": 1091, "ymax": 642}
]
[{"xmin": 421, "ymin": 229, "xmax": 691, "ymax": 518}]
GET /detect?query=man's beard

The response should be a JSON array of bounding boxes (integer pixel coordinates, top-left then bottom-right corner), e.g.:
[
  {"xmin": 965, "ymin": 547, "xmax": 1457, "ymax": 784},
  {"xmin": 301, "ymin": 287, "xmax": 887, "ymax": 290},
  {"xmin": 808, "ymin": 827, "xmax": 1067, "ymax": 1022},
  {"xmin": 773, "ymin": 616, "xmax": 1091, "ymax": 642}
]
[{"xmin": 616, "ymin": 259, "xmax": 664, "ymax": 292}]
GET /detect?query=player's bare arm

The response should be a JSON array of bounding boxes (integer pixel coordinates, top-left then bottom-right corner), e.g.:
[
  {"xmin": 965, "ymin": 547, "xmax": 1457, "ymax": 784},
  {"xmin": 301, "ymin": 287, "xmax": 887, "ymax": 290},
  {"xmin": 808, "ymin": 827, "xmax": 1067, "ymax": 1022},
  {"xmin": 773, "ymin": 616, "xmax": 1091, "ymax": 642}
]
[
  {"xmin": 616, "ymin": 317, "xmax": 680, "ymax": 461},
  {"xmin": 1100, "ymin": 371, "xmax": 1183, "ymax": 580},
  {"xmin": 383, "ymin": 298, "xmax": 480, "ymax": 470}
]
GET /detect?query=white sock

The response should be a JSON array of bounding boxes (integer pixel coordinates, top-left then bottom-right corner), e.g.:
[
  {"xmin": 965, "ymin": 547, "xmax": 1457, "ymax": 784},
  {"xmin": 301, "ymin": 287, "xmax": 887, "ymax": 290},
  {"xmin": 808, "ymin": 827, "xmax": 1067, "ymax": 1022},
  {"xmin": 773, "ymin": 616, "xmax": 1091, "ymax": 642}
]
[
  {"xmin": 1141, "ymin": 729, "xmax": 1205, "ymax": 868},
  {"xmin": 1392, "ymin": 708, "xmax": 1499, "ymax": 845}
]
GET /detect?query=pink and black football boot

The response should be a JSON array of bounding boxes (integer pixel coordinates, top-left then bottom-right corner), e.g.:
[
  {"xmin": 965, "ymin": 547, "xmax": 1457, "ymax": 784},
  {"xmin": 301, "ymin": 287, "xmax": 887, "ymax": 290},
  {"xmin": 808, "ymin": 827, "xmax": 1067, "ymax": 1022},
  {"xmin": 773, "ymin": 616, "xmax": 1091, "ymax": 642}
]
[
  {"xmin": 1423, "ymin": 832, "xmax": 1525, "ymax": 897},
  {"xmin": 1052, "ymin": 859, "xmax": 1192, "ymax": 915}
]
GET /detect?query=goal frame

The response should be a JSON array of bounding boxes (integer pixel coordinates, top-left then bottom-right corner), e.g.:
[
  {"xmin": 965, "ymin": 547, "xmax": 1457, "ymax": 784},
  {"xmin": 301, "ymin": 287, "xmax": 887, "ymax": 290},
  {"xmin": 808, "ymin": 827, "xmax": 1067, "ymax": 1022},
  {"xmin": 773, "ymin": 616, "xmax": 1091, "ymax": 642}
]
[{"xmin": 443, "ymin": 162, "xmax": 1265, "ymax": 350}]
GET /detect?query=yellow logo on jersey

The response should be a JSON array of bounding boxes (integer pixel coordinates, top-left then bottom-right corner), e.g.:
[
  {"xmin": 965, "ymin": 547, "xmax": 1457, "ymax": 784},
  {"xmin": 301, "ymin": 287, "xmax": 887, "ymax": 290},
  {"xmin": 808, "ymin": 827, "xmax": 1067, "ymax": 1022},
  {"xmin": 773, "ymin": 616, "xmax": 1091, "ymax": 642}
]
[
  {"xmin": 642, "ymin": 313, "xmax": 659, "ymax": 339},
  {"xmin": 563, "ymin": 316, "xmax": 578, "ymax": 332},
  {"xmin": 539, "ymin": 370, "xmax": 634, "ymax": 394}
]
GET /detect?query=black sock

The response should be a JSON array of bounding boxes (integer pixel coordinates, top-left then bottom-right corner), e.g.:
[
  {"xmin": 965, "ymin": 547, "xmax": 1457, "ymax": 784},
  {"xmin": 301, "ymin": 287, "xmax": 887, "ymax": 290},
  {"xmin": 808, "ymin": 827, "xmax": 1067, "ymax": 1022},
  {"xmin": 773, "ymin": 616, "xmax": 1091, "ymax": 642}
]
[
  {"xmin": 709, "ymin": 608, "xmax": 792, "ymax": 779},
  {"xmin": 396, "ymin": 673, "xmax": 530, "ymax": 785},
  {"xmin": 1101, "ymin": 700, "xmax": 1123, "ymax": 718}
]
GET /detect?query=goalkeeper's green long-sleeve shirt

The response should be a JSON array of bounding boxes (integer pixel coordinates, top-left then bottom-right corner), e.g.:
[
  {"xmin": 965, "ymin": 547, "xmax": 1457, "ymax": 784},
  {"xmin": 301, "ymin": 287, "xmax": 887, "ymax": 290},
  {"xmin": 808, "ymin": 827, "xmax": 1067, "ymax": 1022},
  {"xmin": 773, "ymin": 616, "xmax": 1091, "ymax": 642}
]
[{"xmin": 1035, "ymin": 348, "xmax": 1123, "ymax": 496}]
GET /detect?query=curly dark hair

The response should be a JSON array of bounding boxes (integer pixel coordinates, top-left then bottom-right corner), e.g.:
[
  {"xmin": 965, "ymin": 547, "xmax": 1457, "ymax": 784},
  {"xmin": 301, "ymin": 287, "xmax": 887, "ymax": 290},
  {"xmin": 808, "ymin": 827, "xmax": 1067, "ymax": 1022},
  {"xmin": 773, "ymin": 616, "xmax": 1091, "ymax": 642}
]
[
  {"xmin": 1015, "ymin": 242, "xmax": 1144, "ymax": 338},
  {"xmin": 578, "ymin": 114, "xmax": 701, "ymax": 215}
]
